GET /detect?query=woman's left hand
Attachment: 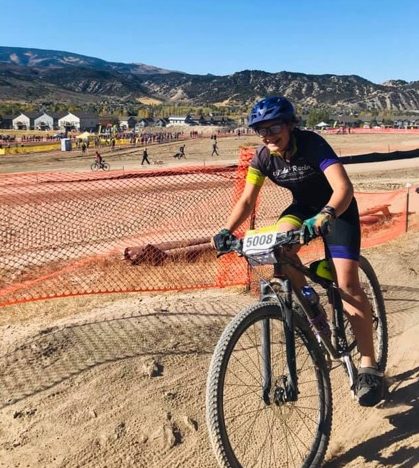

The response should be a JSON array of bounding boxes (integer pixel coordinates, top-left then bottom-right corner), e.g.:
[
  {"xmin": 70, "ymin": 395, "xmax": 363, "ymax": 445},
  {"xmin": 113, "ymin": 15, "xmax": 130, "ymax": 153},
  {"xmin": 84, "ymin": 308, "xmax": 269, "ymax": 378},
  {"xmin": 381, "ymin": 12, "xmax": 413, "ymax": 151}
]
[{"xmin": 302, "ymin": 212, "xmax": 333, "ymax": 238}]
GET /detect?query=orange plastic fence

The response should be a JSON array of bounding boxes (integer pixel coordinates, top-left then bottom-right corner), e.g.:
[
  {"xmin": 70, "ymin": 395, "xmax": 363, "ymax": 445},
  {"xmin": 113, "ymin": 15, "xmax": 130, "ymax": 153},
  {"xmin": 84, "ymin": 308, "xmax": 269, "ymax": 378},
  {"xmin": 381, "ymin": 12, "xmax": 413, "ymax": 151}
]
[
  {"xmin": 325, "ymin": 128, "xmax": 419, "ymax": 135},
  {"xmin": 0, "ymin": 147, "xmax": 410, "ymax": 307}
]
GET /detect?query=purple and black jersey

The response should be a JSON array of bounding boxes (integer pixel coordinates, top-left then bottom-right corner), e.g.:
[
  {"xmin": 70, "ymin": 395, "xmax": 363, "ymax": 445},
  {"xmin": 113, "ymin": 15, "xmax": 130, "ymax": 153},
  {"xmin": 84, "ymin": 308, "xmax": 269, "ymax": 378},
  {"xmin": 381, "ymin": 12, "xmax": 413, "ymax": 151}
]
[
  {"xmin": 246, "ymin": 128, "xmax": 361, "ymax": 260},
  {"xmin": 247, "ymin": 128, "xmax": 340, "ymax": 211}
]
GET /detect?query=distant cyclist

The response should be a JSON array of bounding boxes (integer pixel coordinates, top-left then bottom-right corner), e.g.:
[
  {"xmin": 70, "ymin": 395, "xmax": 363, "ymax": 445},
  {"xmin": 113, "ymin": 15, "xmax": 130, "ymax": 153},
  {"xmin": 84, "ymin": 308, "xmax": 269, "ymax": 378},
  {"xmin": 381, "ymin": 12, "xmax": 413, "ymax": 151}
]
[
  {"xmin": 173, "ymin": 144, "xmax": 186, "ymax": 159},
  {"xmin": 95, "ymin": 151, "xmax": 103, "ymax": 168},
  {"xmin": 212, "ymin": 96, "xmax": 384, "ymax": 407}
]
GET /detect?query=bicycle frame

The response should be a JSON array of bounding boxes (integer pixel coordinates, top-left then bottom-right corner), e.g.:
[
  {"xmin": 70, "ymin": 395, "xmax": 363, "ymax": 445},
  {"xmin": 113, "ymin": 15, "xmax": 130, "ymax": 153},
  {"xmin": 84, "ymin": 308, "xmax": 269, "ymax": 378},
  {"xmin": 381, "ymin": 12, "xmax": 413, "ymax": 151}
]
[{"xmin": 258, "ymin": 254, "xmax": 358, "ymax": 402}]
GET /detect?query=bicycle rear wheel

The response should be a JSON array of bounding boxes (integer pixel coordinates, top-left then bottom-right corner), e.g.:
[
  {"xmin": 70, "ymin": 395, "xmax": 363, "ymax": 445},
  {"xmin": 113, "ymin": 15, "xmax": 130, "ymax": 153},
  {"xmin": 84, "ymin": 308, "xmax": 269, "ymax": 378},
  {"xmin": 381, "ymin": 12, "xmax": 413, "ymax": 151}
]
[
  {"xmin": 345, "ymin": 255, "xmax": 388, "ymax": 373},
  {"xmin": 206, "ymin": 302, "xmax": 332, "ymax": 468}
]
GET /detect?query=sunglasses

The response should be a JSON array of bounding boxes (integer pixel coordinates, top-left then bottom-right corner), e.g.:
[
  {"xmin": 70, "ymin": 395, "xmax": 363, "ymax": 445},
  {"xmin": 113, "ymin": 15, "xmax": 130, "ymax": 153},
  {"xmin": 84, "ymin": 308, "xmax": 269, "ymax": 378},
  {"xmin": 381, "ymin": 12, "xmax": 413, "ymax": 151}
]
[{"xmin": 254, "ymin": 123, "xmax": 286, "ymax": 136}]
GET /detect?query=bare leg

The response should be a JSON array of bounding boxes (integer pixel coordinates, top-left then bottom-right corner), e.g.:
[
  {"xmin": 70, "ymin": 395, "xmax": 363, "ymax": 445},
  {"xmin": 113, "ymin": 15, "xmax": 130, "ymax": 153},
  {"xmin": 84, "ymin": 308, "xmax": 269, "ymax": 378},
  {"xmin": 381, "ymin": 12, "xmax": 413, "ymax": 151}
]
[
  {"xmin": 273, "ymin": 222, "xmax": 307, "ymax": 290},
  {"xmin": 333, "ymin": 258, "xmax": 376, "ymax": 368}
]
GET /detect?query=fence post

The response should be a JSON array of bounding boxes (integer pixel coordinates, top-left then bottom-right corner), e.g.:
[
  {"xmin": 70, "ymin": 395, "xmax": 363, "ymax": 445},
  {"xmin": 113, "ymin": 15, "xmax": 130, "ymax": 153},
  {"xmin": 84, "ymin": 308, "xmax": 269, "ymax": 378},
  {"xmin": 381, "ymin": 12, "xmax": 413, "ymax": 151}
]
[{"xmin": 405, "ymin": 183, "xmax": 411, "ymax": 232}]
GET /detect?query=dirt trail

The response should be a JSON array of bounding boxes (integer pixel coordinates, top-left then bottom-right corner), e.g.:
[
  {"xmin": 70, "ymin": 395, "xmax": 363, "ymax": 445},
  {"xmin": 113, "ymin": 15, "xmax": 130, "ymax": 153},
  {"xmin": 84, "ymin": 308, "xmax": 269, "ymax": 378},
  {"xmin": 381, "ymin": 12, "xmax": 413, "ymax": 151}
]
[
  {"xmin": 0, "ymin": 230, "xmax": 418, "ymax": 467},
  {"xmin": 1, "ymin": 132, "xmax": 419, "ymax": 175}
]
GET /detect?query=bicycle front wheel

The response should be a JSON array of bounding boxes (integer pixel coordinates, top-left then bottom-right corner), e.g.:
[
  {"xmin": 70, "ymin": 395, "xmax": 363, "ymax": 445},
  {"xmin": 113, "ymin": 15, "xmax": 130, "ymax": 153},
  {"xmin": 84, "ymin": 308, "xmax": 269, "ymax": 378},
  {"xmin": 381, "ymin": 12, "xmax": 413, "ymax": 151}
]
[
  {"xmin": 206, "ymin": 302, "xmax": 332, "ymax": 468},
  {"xmin": 102, "ymin": 163, "xmax": 110, "ymax": 171},
  {"xmin": 90, "ymin": 162, "xmax": 98, "ymax": 171}
]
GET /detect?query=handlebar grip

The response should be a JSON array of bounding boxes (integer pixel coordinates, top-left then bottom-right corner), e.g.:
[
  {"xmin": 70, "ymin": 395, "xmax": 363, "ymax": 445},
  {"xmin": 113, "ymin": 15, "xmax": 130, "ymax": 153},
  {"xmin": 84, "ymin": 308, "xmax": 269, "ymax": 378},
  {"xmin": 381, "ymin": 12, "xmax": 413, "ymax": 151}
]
[{"xmin": 215, "ymin": 238, "xmax": 243, "ymax": 257}]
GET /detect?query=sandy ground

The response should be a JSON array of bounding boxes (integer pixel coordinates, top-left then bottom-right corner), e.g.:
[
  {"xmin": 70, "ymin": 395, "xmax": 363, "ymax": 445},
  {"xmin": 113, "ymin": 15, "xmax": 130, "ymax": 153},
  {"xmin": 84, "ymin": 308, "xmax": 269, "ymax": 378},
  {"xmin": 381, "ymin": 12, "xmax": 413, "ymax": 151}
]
[
  {"xmin": 1, "ymin": 132, "xmax": 419, "ymax": 175},
  {"xmin": 0, "ymin": 134, "xmax": 419, "ymax": 467}
]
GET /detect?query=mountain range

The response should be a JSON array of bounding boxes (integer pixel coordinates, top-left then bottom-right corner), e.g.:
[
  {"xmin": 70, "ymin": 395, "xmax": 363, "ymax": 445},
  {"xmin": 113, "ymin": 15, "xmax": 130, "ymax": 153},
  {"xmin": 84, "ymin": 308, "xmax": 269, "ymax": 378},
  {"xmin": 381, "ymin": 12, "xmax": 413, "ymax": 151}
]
[{"xmin": 1, "ymin": 46, "xmax": 418, "ymax": 112}]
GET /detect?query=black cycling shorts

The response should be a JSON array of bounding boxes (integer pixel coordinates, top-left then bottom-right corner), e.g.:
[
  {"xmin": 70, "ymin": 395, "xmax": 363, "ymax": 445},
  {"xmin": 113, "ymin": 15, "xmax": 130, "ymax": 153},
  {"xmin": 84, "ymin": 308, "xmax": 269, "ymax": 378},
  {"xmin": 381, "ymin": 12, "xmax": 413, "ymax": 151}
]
[{"xmin": 278, "ymin": 198, "xmax": 361, "ymax": 261}]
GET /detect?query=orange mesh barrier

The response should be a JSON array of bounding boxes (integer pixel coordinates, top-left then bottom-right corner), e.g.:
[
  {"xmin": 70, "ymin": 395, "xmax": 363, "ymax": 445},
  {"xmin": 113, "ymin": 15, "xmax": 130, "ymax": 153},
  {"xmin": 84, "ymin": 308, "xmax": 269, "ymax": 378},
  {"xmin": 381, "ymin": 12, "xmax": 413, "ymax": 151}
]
[
  {"xmin": 0, "ymin": 147, "xmax": 410, "ymax": 307},
  {"xmin": 325, "ymin": 128, "xmax": 419, "ymax": 135},
  {"xmin": 0, "ymin": 165, "xmax": 247, "ymax": 306}
]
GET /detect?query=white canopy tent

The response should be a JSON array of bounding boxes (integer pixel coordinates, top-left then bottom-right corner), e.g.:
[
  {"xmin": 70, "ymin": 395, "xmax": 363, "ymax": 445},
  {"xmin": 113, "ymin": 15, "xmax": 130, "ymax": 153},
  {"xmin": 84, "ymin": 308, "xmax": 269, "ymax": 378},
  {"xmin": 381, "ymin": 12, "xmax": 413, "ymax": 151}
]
[
  {"xmin": 76, "ymin": 131, "xmax": 93, "ymax": 139},
  {"xmin": 315, "ymin": 122, "xmax": 329, "ymax": 128}
]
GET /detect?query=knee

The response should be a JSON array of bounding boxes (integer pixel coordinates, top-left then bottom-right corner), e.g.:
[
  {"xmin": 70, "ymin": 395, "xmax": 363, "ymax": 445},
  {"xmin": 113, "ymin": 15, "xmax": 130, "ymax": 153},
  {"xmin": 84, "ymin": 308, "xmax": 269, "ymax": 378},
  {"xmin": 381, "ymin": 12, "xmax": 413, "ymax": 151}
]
[{"xmin": 339, "ymin": 282, "xmax": 363, "ymax": 298}]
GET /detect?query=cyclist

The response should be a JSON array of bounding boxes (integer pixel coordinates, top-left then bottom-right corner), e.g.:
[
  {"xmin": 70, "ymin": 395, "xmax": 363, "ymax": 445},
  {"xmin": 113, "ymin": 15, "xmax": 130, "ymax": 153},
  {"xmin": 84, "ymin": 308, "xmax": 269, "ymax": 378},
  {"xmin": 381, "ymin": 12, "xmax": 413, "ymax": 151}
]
[
  {"xmin": 213, "ymin": 96, "xmax": 384, "ymax": 406},
  {"xmin": 173, "ymin": 144, "xmax": 186, "ymax": 159},
  {"xmin": 95, "ymin": 150, "xmax": 104, "ymax": 168}
]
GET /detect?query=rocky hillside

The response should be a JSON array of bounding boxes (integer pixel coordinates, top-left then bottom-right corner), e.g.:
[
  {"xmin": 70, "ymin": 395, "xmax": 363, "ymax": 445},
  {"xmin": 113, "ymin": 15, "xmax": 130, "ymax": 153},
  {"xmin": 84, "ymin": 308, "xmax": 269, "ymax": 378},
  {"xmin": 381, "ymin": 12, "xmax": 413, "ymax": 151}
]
[
  {"xmin": 0, "ymin": 46, "xmax": 173, "ymax": 75},
  {"xmin": 1, "ymin": 46, "xmax": 418, "ymax": 111}
]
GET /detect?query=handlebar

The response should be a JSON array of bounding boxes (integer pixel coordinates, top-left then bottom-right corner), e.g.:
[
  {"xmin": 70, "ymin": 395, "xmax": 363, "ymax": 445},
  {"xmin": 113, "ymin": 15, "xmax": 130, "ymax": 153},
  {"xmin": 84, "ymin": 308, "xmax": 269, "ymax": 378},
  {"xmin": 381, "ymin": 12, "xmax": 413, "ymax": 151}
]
[{"xmin": 217, "ymin": 228, "xmax": 314, "ymax": 258}]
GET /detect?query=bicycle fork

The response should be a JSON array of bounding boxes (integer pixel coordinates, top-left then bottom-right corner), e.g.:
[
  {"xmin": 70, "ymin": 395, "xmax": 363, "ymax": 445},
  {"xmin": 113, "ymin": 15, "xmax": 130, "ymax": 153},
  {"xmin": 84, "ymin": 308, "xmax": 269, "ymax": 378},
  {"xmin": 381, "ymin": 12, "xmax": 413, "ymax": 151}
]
[{"xmin": 260, "ymin": 279, "xmax": 298, "ymax": 404}]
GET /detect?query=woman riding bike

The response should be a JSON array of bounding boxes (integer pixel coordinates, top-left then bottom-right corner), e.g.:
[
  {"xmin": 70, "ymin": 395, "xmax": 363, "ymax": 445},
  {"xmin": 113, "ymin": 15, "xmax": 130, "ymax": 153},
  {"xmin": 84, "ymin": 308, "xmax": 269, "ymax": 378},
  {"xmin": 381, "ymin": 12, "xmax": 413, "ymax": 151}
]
[
  {"xmin": 213, "ymin": 96, "xmax": 384, "ymax": 407},
  {"xmin": 95, "ymin": 151, "xmax": 104, "ymax": 168}
]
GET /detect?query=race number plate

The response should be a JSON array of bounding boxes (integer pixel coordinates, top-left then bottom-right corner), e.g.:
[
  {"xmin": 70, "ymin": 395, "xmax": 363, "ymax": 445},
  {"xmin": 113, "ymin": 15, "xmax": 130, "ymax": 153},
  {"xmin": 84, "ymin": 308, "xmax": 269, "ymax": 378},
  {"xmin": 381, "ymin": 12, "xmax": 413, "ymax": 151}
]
[{"xmin": 243, "ymin": 225, "xmax": 277, "ymax": 255}]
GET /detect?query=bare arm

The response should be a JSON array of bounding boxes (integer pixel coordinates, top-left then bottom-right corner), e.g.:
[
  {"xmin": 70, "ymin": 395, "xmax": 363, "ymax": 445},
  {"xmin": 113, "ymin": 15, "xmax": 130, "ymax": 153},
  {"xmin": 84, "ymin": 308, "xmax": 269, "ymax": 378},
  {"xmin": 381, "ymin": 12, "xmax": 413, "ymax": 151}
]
[
  {"xmin": 224, "ymin": 182, "xmax": 262, "ymax": 232},
  {"xmin": 322, "ymin": 163, "xmax": 354, "ymax": 216}
]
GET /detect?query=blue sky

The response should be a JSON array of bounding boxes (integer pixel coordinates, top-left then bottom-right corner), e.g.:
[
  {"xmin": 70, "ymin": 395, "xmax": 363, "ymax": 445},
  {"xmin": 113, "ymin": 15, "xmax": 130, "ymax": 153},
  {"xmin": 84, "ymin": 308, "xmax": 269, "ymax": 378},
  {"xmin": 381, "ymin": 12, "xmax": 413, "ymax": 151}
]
[{"xmin": 2, "ymin": 0, "xmax": 418, "ymax": 83}]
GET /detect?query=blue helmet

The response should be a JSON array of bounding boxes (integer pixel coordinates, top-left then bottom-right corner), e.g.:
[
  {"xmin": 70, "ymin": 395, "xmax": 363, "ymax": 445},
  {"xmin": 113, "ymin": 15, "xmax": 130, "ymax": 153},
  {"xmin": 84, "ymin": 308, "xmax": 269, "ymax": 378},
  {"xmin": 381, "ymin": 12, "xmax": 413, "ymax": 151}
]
[{"xmin": 248, "ymin": 96, "xmax": 296, "ymax": 127}]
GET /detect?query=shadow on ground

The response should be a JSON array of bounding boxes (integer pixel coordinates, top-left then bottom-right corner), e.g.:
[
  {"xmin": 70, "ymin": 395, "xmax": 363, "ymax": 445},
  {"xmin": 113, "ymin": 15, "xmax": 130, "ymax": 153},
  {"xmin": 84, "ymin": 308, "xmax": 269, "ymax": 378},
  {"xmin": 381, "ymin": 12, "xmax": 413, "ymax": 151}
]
[
  {"xmin": 0, "ymin": 298, "xmax": 241, "ymax": 408},
  {"xmin": 324, "ymin": 366, "xmax": 419, "ymax": 467}
]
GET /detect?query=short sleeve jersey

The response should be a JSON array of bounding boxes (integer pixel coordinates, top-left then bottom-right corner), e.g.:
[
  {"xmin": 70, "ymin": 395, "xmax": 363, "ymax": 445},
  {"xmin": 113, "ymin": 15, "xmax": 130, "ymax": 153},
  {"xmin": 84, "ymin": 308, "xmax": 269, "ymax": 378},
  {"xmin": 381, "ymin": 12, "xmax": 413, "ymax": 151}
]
[{"xmin": 246, "ymin": 128, "xmax": 340, "ymax": 211}]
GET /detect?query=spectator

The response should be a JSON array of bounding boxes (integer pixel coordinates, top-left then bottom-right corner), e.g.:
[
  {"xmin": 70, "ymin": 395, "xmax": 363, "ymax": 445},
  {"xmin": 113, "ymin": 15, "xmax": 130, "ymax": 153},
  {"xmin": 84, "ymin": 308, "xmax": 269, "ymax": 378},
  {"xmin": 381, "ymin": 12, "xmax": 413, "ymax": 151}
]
[
  {"xmin": 211, "ymin": 140, "xmax": 219, "ymax": 156},
  {"xmin": 141, "ymin": 148, "xmax": 150, "ymax": 165}
]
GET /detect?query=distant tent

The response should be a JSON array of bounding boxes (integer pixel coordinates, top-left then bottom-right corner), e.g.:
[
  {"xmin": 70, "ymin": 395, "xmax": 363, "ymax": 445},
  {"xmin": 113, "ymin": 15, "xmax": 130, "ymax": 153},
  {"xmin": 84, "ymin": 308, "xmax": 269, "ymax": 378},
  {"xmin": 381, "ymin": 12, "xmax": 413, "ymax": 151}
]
[
  {"xmin": 76, "ymin": 131, "xmax": 93, "ymax": 139},
  {"xmin": 315, "ymin": 122, "xmax": 329, "ymax": 128}
]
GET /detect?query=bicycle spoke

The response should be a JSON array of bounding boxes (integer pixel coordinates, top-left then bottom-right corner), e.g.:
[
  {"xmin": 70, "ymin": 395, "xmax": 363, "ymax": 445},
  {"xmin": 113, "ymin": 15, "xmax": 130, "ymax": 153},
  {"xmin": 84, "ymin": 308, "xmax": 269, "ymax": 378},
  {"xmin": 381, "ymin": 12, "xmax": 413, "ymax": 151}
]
[
  {"xmin": 293, "ymin": 404, "xmax": 319, "ymax": 439},
  {"xmin": 257, "ymin": 404, "xmax": 276, "ymax": 468},
  {"xmin": 293, "ymin": 404, "xmax": 320, "ymax": 426},
  {"xmin": 228, "ymin": 399, "xmax": 267, "ymax": 463},
  {"xmin": 228, "ymin": 352, "xmax": 262, "ymax": 388},
  {"xmin": 244, "ymin": 323, "xmax": 272, "ymax": 382},
  {"xmin": 232, "ymin": 330, "xmax": 266, "ymax": 380},
  {"xmin": 224, "ymin": 382, "xmax": 260, "ymax": 388},
  {"xmin": 240, "ymin": 404, "xmax": 266, "ymax": 458},
  {"xmin": 282, "ymin": 417, "xmax": 310, "ymax": 464},
  {"xmin": 207, "ymin": 304, "xmax": 331, "ymax": 468},
  {"xmin": 224, "ymin": 405, "xmax": 267, "ymax": 422},
  {"xmin": 223, "ymin": 387, "xmax": 262, "ymax": 404}
]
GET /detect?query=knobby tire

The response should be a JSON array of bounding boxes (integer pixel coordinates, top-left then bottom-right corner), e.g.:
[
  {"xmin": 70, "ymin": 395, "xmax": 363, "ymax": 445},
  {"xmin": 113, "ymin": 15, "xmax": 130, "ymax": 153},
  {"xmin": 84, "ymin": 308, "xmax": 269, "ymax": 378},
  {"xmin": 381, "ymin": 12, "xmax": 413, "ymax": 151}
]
[{"xmin": 206, "ymin": 301, "xmax": 332, "ymax": 468}]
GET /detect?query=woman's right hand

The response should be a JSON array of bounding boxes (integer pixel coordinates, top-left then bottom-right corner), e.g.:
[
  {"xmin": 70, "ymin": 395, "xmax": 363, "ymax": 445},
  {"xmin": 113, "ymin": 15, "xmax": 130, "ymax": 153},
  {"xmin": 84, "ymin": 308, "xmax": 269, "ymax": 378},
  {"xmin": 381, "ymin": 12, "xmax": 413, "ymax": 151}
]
[{"xmin": 212, "ymin": 229, "xmax": 237, "ymax": 252}]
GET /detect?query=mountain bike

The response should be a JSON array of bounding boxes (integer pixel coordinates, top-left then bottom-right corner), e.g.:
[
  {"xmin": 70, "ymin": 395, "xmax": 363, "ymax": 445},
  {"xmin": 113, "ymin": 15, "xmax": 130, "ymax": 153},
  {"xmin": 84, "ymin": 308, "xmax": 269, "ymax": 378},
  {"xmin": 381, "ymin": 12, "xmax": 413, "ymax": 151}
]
[
  {"xmin": 90, "ymin": 160, "xmax": 110, "ymax": 171},
  {"xmin": 173, "ymin": 152, "xmax": 186, "ymax": 159},
  {"xmin": 206, "ymin": 227, "xmax": 388, "ymax": 467}
]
